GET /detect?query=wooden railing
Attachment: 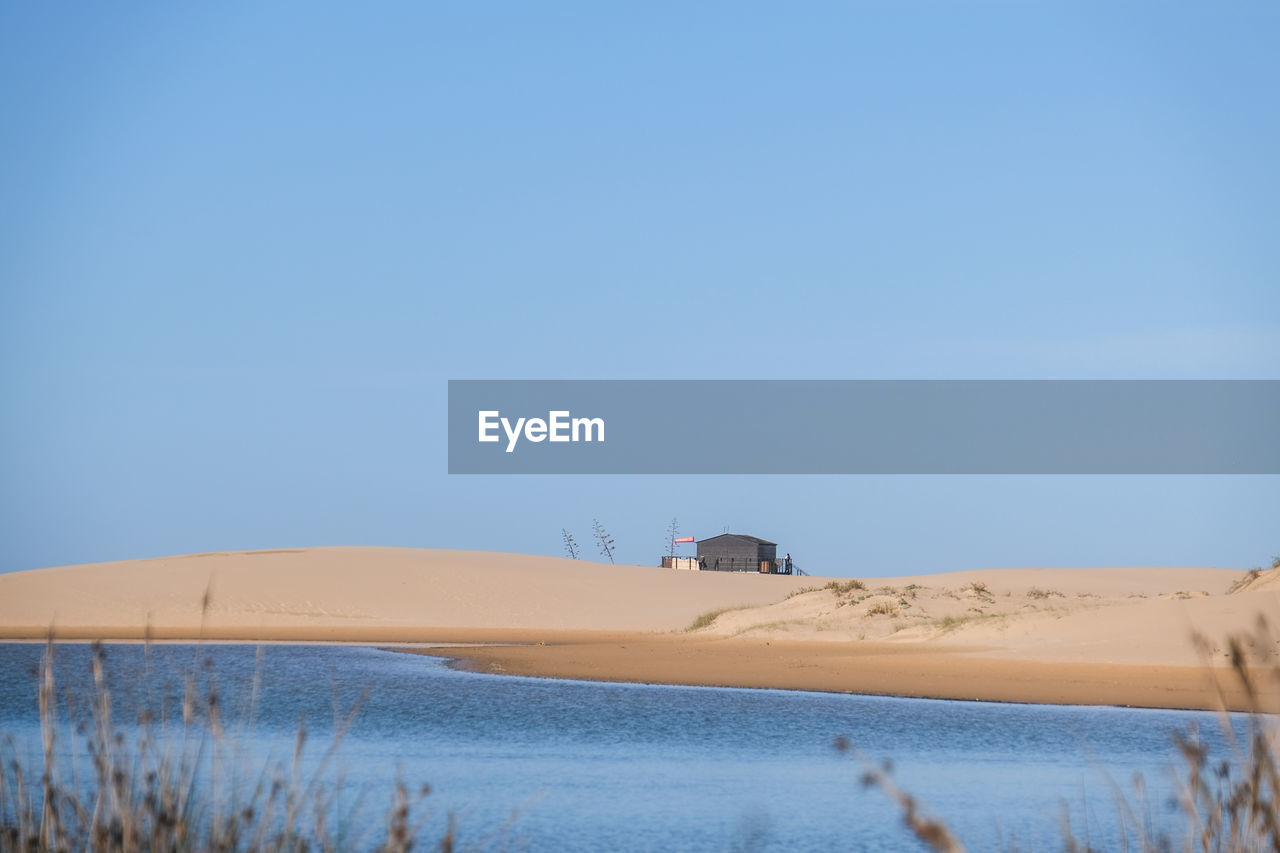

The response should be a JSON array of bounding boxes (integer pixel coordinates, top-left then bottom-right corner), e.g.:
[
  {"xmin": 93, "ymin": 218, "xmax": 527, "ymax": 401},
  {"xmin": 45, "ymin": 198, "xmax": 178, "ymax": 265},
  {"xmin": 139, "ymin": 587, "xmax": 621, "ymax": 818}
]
[
  {"xmin": 699, "ymin": 557, "xmax": 805, "ymax": 575},
  {"xmin": 662, "ymin": 555, "xmax": 807, "ymax": 575}
]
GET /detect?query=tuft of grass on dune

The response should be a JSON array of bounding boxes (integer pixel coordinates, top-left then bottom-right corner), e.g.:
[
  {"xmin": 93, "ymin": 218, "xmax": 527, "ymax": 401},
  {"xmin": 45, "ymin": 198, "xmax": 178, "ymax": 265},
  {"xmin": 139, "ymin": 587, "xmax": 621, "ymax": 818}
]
[
  {"xmin": 864, "ymin": 600, "xmax": 899, "ymax": 617},
  {"xmin": 1227, "ymin": 558, "xmax": 1279, "ymax": 594},
  {"xmin": 930, "ymin": 611, "xmax": 1004, "ymax": 635},
  {"xmin": 683, "ymin": 605, "xmax": 752, "ymax": 632},
  {"xmin": 825, "ymin": 579, "xmax": 868, "ymax": 596}
]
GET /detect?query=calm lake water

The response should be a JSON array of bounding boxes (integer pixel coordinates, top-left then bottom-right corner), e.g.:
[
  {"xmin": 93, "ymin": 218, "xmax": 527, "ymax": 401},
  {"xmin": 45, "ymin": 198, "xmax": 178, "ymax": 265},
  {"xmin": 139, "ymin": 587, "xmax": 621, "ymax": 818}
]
[{"xmin": 0, "ymin": 643, "xmax": 1239, "ymax": 851}]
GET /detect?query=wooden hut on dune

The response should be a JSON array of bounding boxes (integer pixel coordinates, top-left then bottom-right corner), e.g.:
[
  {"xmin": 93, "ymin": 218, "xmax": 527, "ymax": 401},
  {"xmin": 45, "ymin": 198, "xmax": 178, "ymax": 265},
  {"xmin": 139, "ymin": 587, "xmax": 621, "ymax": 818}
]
[
  {"xmin": 697, "ymin": 533, "xmax": 779, "ymax": 573},
  {"xmin": 662, "ymin": 532, "xmax": 801, "ymax": 574}
]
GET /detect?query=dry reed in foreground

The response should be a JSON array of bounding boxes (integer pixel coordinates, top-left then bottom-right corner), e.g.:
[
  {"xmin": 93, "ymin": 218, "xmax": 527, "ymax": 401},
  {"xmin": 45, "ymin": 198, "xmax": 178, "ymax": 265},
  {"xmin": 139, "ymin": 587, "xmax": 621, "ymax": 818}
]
[
  {"xmin": 5, "ymin": 615, "xmax": 1279, "ymax": 851},
  {"xmin": 0, "ymin": 640, "xmax": 454, "ymax": 852},
  {"xmin": 839, "ymin": 617, "xmax": 1280, "ymax": 853}
]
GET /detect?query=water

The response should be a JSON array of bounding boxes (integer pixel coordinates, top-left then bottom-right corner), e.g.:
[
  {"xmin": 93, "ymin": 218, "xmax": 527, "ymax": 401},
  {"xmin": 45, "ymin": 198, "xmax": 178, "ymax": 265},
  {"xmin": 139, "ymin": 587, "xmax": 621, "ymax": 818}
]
[{"xmin": 0, "ymin": 643, "xmax": 1240, "ymax": 851}]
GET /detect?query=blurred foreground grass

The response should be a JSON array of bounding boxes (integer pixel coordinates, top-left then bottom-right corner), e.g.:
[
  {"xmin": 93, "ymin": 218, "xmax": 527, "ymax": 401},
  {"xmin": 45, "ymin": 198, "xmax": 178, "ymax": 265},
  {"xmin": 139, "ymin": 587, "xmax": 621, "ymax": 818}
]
[
  {"xmin": 3, "ymin": 616, "xmax": 1277, "ymax": 851},
  {"xmin": 0, "ymin": 640, "xmax": 451, "ymax": 852},
  {"xmin": 841, "ymin": 616, "xmax": 1280, "ymax": 853}
]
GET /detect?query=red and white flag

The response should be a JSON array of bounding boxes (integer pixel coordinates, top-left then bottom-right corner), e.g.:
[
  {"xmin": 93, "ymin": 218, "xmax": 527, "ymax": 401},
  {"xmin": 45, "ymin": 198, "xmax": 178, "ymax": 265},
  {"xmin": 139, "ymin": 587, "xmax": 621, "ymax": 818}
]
[{"xmin": 673, "ymin": 536, "xmax": 695, "ymax": 544}]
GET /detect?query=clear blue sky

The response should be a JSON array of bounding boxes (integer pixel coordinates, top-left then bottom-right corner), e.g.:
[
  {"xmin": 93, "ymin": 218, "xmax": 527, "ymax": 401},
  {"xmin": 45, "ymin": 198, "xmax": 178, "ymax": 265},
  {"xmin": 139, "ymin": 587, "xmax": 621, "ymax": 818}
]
[{"xmin": 2, "ymin": 3, "xmax": 1276, "ymax": 575}]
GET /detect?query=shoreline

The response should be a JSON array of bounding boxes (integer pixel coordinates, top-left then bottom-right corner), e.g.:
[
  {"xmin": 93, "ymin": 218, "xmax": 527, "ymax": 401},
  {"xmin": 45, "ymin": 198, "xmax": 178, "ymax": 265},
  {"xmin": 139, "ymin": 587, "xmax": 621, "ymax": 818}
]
[
  {"xmin": 0, "ymin": 629, "xmax": 1257, "ymax": 711},
  {"xmin": 396, "ymin": 632, "xmax": 1260, "ymax": 713},
  {"xmin": 0, "ymin": 628, "xmax": 1266, "ymax": 712}
]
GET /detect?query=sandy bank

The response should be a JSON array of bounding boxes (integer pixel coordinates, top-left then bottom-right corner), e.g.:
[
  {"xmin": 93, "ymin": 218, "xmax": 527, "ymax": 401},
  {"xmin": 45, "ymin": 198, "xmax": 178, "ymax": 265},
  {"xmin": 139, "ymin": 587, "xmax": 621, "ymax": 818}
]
[{"xmin": 399, "ymin": 632, "xmax": 1266, "ymax": 712}]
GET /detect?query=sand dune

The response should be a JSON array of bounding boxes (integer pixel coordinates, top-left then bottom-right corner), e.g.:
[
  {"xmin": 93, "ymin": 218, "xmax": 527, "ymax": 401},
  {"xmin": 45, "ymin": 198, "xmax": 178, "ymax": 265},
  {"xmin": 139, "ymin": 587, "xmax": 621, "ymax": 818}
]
[
  {"xmin": 1, "ymin": 547, "xmax": 1276, "ymax": 710},
  {"xmin": 691, "ymin": 566, "xmax": 1275, "ymax": 666},
  {"xmin": 0, "ymin": 547, "xmax": 815, "ymax": 636}
]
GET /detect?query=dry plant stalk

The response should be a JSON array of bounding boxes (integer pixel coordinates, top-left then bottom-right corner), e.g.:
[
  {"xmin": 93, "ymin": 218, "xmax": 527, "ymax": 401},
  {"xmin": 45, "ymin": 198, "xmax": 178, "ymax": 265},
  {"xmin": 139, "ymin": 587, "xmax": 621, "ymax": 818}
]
[
  {"xmin": 0, "ymin": 639, "xmax": 447, "ymax": 852},
  {"xmin": 835, "ymin": 737, "xmax": 965, "ymax": 853},
  {"xmin": 838, "ymin": 616, "xmax": 1280, "ymax": 853}
]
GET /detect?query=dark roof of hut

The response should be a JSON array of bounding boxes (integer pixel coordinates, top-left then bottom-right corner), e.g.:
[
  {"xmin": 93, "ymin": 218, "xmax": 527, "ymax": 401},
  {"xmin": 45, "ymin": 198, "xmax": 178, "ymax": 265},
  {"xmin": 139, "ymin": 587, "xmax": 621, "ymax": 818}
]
[{"xmin": 696, "ymin": 533, "xmax": 777, "ymax": 546}]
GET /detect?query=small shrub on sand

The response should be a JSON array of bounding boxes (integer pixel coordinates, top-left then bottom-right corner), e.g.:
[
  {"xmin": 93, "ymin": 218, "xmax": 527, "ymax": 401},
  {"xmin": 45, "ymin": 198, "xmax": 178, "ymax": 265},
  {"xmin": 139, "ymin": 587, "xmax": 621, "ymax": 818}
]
[
  {"xmin": 865, "ymin": 600, "xmax": 899, "ymax": 617},
  {"xmin": 684, "ymin": 606, "xmax": 747, "ymax": 632},
  {"xmin": 932, "ymin": 612, "xmax": 1000, "ymax": 635},
  {"xmin": 1025, "ymin": 587, "xmax": 1064, "ymax": 600},
  {"xmin": 963, "ymin": 581, "xmax": 990, "ymax": 596},
  {"xmin": 1228, "ymin": 568, "xmax": 1263, "ymax": 594},
  {"xmin": 825, "ymin": 579, "xmax": 867, "ymax": 596}
]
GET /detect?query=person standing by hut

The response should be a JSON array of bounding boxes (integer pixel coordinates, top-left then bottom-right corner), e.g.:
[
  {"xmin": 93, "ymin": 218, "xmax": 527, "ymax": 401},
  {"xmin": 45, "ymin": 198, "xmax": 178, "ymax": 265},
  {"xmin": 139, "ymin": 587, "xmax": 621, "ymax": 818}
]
[{"xmin": 784, "ymin": 553, "xmax": 792, "ymax": 574}]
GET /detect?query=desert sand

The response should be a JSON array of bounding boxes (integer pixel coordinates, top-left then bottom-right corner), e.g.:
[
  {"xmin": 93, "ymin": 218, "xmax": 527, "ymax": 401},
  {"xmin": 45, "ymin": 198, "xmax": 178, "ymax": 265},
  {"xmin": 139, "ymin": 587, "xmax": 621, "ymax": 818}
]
[{"xmin": 0, "ymin": 547, "xmax": 1276, "ymax": 710}]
